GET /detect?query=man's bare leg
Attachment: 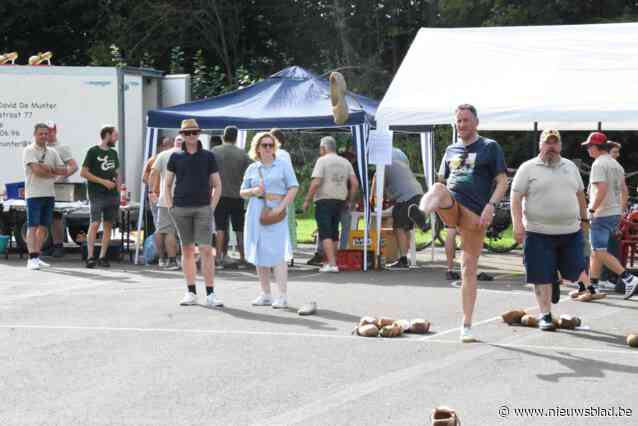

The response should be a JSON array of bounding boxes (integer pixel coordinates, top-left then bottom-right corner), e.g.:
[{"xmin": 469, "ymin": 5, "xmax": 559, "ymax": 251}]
[
  {"xmin": 99, "ymin": 221, "xmax": 112, "ymax": 259},
  {"xmin": 165, "ymin": 232, "xmax": 178, "ymax": 258},
  {"xmin": 322, "ymin": 238, "xmax": 337, "ymax": 267},
  {"xmin": 461, "ymin": 251, "xmax": 479, "ymax": 327},
  {"xmin": 419, "ymin": 183, "xmax": 454, "ymax": 214},
  {"xmin": 215, "ymin": 230, "xmax": 225, "ymax": 263}
]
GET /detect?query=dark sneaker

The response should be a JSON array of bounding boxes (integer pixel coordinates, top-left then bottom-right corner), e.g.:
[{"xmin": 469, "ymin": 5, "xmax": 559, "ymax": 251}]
[
  {"xmin": 407, "ymin": 204, "xmax": 429, "ymax": 232},
  {"xmin": 86, "ymin": 257, "xmax": 97, "ymax": 269},
  {"xmin": 476, "ymin": 272, "xmax": 494, "ymax": 281},
  {"xmin": 166, "ymin": 259, "xmax": 180, "ymax": 271},
  {"xmin": 306, "ymin": 253, "xmax": 324, "ymax": 266},
  {"xmin": 615, "ymin": 281, "xmax": 626, "ymax": 294},
  {"xmin": 388, "ymin": 258, "xmax": 409, "ymax": 270},
  {"xmin": 97, "ymin": 257, "xmax": 110, "ymax": 268},
  {"xmin": 51, "ymin": 246, "xmax": 65, "ymax": 258},
  {"xmin": 539, "ymin": 313, "xmax": 556, "ymax": 331},
  {"xmin": 446, "ymin": 270, "xmax": 460, "ymax": 280}
]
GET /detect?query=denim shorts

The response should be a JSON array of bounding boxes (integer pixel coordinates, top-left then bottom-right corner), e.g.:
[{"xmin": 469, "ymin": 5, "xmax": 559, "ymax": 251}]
[
  {"xmin": 590, "ymin": 215, "xmax": 621, "ymax": 251},
  {"xmin": 26, "ymin": 196, "xmax": 55, "ymax": 227},
  {"xmin": 523, "ymin": 230, "xmax": 585, "ymax": 284}
]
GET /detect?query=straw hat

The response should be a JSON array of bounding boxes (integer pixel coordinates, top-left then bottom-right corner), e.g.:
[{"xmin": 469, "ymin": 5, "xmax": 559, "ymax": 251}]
[
  {"xmin": 0, "ymin": 52, "xmax": 18, "ymax": 65},
  {"xmin": 180, "ymin": 118, "xmax": 201, "ymax": 132},
  {"xmin": 28, "ymin": 51, "xmax": 53, "ymax": 65}
]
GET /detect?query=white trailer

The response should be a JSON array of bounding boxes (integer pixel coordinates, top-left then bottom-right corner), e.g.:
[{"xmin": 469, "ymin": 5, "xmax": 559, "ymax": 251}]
[
  {"xmin": 0, "ymin": 66, "xmax": 190, "ymax": 201},
  {"xmin": 0, "ymin": 66, "xmax": 189, "ymax": 251}
]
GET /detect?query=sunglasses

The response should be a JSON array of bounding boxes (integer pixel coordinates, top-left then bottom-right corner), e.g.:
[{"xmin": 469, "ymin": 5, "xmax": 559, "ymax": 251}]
[
  {"xmin": 181, "ymin": 131, "xmax": 200, "ymax": 136},
  {"xmin": 260, "ymin": 143, "xmax": 274, "ymax": 149}
]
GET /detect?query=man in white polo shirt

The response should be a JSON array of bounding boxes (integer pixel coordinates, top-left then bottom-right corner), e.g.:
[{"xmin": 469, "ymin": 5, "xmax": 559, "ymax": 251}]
[{"xmin": 511, "ymin": 129, "xmax": 592, "ymax": 330}]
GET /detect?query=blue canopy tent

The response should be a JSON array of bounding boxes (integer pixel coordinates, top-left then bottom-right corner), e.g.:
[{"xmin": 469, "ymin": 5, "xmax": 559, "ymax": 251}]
[{"xmin": 136, "ymin": 66, "xmax": 378, "ymax": 268}]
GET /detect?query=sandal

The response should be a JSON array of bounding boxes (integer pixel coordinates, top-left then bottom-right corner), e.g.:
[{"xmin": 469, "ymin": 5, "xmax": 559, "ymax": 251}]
[{"xmin": 477, "ymin": 272, "xmax": 494, "ymax": 281}]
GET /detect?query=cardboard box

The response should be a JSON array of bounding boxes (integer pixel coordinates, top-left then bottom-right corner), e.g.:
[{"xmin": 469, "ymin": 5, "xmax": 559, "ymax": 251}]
[{"xmin": 347, "ymin": 229, "xmax": 398, "ymax": 262}]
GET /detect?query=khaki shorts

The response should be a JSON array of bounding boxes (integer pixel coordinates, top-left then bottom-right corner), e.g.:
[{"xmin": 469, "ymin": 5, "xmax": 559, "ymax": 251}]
[
  {"xmin": 435, "ymin": 197, "xmax": 486, "ymax": 257},
  {"xmin": 169, "ymin": 205, "xmax": 214, "ymax": 246},
  {"xmin": 157, "ymin": 206, "xmax": 177, "ymax": 235}
]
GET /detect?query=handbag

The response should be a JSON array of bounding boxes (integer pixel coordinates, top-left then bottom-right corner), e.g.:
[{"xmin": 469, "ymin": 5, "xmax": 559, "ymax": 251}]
[{"xmin": 258, "ymin": 166, "xmax": 287, "ymax": 226}]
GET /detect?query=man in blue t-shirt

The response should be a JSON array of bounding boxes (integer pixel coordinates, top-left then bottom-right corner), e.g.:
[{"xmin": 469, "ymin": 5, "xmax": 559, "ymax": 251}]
[{"xmin": 417, "ymin": 104, "xmax": 508, "ymax": 343}]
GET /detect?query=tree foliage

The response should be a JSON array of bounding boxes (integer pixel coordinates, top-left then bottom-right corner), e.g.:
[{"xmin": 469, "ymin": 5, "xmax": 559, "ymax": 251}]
[{"xmin": 3, "ymin": 0, "xmax": 638, "ymax": 175}]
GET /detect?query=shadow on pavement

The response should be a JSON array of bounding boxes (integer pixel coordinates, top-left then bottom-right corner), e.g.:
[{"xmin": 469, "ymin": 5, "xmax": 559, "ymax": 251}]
[
  {"xmin": 498, "ymin": 345, "xmax": 638, "ymax": 382},
  {"xmin": 196, "ymin": 305, "xmax": 338, "ymax": 332}
]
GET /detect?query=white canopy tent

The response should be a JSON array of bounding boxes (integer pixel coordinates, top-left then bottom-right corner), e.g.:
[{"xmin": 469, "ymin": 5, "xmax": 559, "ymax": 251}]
[
  {"xmin": 377, "ymin": 22, "xmax": 638, "ymax": 133},
  {"xmin": 372, "ymin": 22, "xmax": 638, "ymax": 262}
]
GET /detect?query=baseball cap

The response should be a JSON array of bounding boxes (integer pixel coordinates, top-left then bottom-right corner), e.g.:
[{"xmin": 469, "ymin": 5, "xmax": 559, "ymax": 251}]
[
  {"xmin": 540, "ymin": 129, "xmax": 561, "ymax": 143},
  {"xmin": 46, "ymin": 121, "xmax": 57, "ymax": 130},
  {"xmin": 581, "ymin": 132, "xmax": 607, "ymax": 147}
]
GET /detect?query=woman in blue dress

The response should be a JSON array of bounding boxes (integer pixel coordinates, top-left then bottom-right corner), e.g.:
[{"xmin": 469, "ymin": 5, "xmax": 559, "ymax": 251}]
[{"xmin": 240, "ymin": 132, "xmax": 299, "ymax": 308}]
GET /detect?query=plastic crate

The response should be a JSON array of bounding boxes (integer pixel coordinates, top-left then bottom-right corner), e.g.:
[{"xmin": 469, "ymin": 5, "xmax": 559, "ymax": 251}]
[
  {"xmin": 5, "ymin": 181, "xmax": 25, "ymax": 200},
  {"xmin": 336, "ymin": 250, "xmax": 362, "ymax": 271},
  {"xmin": 0, "ymin": 235, "xmax": 9, "ymax": 255},
  {"xmin": 336, "ymin": 249, "xmax": 375, "ymax": 271}
]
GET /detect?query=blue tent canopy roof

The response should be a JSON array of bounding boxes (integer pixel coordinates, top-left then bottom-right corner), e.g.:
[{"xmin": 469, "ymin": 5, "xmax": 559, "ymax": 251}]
[{"xmin": 147, "ymin": 66, "xmax": 378, "ymax": 130}]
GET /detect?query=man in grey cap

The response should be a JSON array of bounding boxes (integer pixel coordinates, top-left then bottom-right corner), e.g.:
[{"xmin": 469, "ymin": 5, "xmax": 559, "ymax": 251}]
[{"xmin": 303, "ymin": 136, "xmax": 358, "ymax": 272}]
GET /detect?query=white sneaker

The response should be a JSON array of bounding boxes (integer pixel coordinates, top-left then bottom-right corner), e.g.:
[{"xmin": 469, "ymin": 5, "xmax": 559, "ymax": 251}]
[
  {"xmin": 252, "ymin": 294, "xmax": 272, "ymax": 306},
  {"xmin": 596, "ymin": 280, "xmax": 616, "ymax": 291},
  {"xmin": 319, "ymin": 264, "xmax": 339, "ymax": 273},
  {"xmin": 26, "ymin": 258, "xmax": 40, "ymax": 270},
  {"xmin": 179, "ymin": 292, "xmax": 198, "ymax": 306},
  {"xmin": 623, "ymin": 273, "xmax": 638, "ymax": 300},
  {"xmin": 37, "ymin": 258, "xmax": 50, "ymax": 268},
  {"xmin": 460, "ymin": 326, "xmax": 478, "ymax": 343},
  {"xmin": 272, "ymin": 296, "xmax": 288, "ymax": 309},
  {"xmin": 206, "ymin": 292, "xmax": 223, "ymax": 307},
  {"xmin": 158, "ymin": 258, "xmax": 168, "ymax": 268}
]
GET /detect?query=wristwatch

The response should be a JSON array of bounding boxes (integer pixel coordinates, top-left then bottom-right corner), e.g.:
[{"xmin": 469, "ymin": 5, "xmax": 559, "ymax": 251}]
[{"xmin": 588, "ymin": 208, "xmax": 595, "ymax": 214}]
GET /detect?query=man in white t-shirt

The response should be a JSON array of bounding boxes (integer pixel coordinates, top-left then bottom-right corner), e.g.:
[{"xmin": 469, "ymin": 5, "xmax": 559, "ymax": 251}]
[
  {"xmin": 582, "ymin": 132, "xmax": 638, "ymax": 300},
  {"xmin": 45, "ymin": 122, "xmax": 78, "ymax": 257},
  {"xmin": 149, "ymin": 135, "xmax": 182, "ymax": 270}
]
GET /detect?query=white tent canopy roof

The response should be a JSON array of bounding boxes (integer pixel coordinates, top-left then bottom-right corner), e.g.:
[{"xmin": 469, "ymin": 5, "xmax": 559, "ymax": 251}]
[{"xmin": 377, "ymin": 23, "xmax": 638, "ymax": 131}]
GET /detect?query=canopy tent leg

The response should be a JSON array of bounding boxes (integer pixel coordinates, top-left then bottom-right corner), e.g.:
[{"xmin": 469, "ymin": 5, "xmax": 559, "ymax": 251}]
[
  {"xmin": 374, "ymin": 166, "xmax": 385, "ymax": 262},
  {"xmin": 420, "ymin": 129, "xmax": 436, "ymax": 264},
  {"xmin": 237, "ymin": 129, "xmax": 248, "ymax": 150},
  {"xmin": 134, "ymin": 127, "xmax": 158, "ymax": 264},
  {"xmin": 352, "ymin": 124, "xmax": 370, "ymax": 270}
]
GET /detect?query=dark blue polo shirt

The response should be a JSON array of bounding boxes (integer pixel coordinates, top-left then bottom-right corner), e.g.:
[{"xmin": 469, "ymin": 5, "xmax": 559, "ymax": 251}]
[
  {"xmin": 167, "ymin": 145, "xmax": 219, "ymax": 207},
  {"xmin": 438, "ymin": 137, "xmax": 507, "ymax": 216}
]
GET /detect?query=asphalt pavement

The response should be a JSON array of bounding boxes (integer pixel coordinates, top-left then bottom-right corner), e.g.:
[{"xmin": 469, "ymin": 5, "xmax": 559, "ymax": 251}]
[{"xmin": 1, "ymin": 246, "xmax": 636, "ymax": 425}]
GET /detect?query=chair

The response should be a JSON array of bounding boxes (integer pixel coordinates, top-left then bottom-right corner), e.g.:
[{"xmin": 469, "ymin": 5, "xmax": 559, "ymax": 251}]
[{"xmin": 618, "ymin": 213, "xmax": 638, "ymax": 268}]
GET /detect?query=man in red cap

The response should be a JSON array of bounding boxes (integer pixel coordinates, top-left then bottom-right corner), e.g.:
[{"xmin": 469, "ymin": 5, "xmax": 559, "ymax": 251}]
[{"xmin": 583, "ymin": 132, "xmax": 638, "ymax": 300}]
